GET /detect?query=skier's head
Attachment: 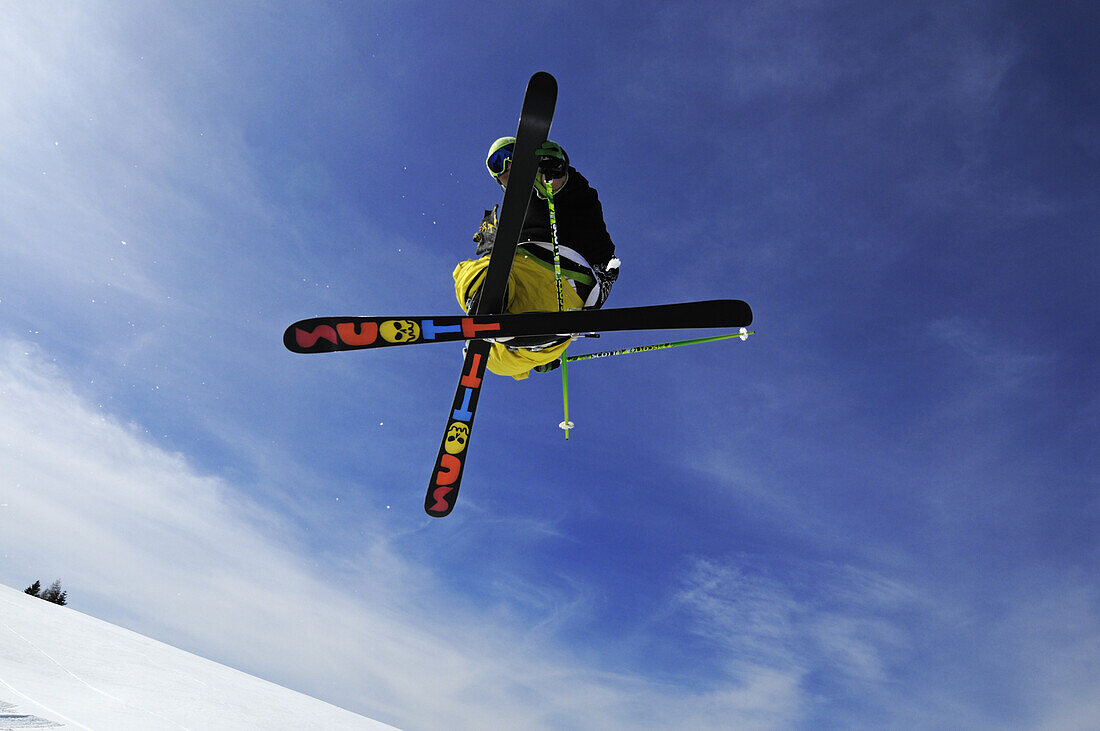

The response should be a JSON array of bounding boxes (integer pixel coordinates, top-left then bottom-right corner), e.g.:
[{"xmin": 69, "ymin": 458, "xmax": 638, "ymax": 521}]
[
  {"xmin": 535, "ymin": 140, "xmax": 569, "ymax": 181},
  {"xmin": 485, "ymin": 137, "xmax": 516, "ymax": 181}
]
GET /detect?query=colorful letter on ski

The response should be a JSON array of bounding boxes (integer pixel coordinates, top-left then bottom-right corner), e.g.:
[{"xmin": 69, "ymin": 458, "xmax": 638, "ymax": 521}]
[{"xmin": 282, "ymin": 72, "xmax": 754, "ymax": 517}]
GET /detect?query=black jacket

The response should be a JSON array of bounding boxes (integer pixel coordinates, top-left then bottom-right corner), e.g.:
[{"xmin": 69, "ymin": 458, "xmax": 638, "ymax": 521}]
[{"xmin": 519, "ymin": 167, "xmax": 615, "ymax": 268}]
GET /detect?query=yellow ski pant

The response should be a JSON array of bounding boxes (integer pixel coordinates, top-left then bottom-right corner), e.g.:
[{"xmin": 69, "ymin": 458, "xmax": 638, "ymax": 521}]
[{"xmin": 453, "ymin": 252, "xmax": 584, "ymax": 380}]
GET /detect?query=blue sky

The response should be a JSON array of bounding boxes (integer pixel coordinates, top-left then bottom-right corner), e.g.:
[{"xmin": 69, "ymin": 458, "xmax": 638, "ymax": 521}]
[{"xmin": 1, "ymin": 1, "xmax": 1097, "ymax": 728}]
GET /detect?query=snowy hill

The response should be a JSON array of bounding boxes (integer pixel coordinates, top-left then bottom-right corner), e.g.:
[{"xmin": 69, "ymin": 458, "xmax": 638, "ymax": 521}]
[{"xmin": 0, "ymin": 584, "xmax": 396, "ymax": 730}]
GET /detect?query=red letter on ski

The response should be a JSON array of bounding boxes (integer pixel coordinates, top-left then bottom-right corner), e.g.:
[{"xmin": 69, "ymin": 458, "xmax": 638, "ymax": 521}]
[
  {"xmin": 336, "ymin": 321, "xmax": 378, "ymax": 346},
  {"xmin": 435, "ymin": 454, "xmax": 462, "ymax": 486},
  {"xmin": 461, "ymin": 318, "xmax": 503, "ymax": 338},
  {"xmin": 428, "ymin": 486, "xmax": 454, "ymax": 513},
  {"xmin": 295, "ymin": 325, "xmax": 338, "ymax": 349},
  {"xmin": 459, "ymin": 353, "xmax": 483, "ymax": 389}
]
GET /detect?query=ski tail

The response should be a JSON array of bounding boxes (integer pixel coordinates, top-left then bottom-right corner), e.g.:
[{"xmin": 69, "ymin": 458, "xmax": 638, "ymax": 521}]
[{"xmin": 425, "ymin": 339, "xmax": 491, "ymax": 517}]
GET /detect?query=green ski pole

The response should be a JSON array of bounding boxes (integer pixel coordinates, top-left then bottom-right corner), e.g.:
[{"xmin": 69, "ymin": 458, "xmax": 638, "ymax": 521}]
[
  {"xmin": 565, "ymin": 329, "xmax": 754, "ymax": 363},
  {"xmin": 543, "ymin": 175, "xmax": 574, "ymax": 437}
]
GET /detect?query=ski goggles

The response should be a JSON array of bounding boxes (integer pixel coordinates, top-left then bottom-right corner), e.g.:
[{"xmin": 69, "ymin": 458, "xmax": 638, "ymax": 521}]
[{"xmin": 486, "ymin": 143, "xmax": 515, "ymax": 177}]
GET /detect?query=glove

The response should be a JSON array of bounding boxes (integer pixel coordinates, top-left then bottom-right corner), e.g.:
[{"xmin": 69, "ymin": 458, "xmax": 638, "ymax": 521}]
[
  {"xmin": 592, "ymin": 257, "xmax": 620, "ymax": 309},
  {"xmin": 472, "ymin": 205, "xmax": 498, "ymax": 257},
  {"xmin": 536, "ymin": 140, "xmax": 568, "ymax": 180}
]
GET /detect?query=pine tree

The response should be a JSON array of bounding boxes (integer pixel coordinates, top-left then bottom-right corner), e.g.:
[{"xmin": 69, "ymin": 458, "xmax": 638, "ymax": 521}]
[
  {"xmin": 41, "ymin": 580, "xmax": 67, "ymax": 606},
  {"xmin": 24, "ymin": 580, "xmax": 41, "ymax": 597}
]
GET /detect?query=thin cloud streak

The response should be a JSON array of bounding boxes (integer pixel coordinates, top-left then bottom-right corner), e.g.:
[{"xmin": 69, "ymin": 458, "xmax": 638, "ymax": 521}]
[{"xmin": 1, "ymin": 338, "xmax": 853, "ymax": 729}]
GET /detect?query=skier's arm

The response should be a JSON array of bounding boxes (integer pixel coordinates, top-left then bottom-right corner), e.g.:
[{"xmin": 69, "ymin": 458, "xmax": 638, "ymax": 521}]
[{"xmin": 561, "ymin": 172, "xmax": 615, "ymax": 266}]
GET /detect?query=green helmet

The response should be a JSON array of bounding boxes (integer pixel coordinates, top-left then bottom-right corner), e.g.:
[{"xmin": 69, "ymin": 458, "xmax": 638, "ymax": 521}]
[{"xmin": 536, "ymin": 140, "xmax": 568, "ymax": 166}]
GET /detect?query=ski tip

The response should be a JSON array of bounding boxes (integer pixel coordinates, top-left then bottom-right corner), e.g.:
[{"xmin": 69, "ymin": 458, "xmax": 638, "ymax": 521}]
[
  {"xmin": 282, "ymin": 320, "xmax": 344, "ymax": 353},
  {"xmin": 527, "ymin": 71, "xmax": 558, "ymax": 101},
  {"xmin": 425, "ymin": 490, "xmax": 458, "ymax": 518},
  {"xmin": 734, "ymin": 299, "xmax": 753, "ymax": 327}
]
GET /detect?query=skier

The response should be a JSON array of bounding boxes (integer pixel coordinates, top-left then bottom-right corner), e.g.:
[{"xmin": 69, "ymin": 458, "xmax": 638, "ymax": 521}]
[{"xmin": 454, "ymin": 137, "xmax": 621, "ymax": 379}]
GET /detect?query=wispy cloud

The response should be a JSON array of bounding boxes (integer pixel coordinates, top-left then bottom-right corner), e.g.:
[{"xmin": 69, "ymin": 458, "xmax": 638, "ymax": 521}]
[
  {"xmin": 668, "ymin": 553, "xmax": 1100, "ymax": 728},
  {"xmin": 930, "ymin": 316, "xmax": 1048, "ymax": 385},
  {"xmin": 15, "ymin": 327, "xmax": 1086, "ymax": 729},
  {"xmin": 2, "ymin": 338, "xmax": 903, "ymax": 729},
  {"xmin": 673, "ymin": 557, "xmax": 913, "ymax": 689}
]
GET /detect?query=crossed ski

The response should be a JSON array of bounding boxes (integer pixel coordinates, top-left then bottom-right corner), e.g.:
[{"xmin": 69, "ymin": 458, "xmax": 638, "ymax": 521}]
[
  {"xmin": 285, "ymin": 300, "xmax": 753, "ymax": 354},
  {"xmin": 422, "ymin": 71, "xmax": 557, "ymax": 517},
  {"xmin": 283, "ymin": 72, "xmax": 753, "ymax": 518}
]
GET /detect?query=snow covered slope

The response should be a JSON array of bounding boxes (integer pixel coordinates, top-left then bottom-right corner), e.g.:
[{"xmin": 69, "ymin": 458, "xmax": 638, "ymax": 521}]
[{"xmin": 0, "ymin": 584, "xmax": 396, "ymax": 730}]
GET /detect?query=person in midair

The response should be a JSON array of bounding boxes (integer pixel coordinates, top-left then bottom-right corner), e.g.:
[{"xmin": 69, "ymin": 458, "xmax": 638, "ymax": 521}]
[{"xmin": 454, "ymin": 137, "xmax": 621, "ymax": 379}]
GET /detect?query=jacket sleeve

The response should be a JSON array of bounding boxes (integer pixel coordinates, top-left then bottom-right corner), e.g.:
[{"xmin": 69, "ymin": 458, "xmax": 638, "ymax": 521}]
[{"xmin": 559, "ymin": 169, "xmax": 615, "ymax": 267}]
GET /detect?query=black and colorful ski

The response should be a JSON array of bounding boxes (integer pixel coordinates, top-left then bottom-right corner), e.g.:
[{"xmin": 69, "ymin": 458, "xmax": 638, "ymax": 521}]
[
  {"xmin": 285, "ymin": 300, "xmax": 753, "ymax": 354},
  {"xmin": 425, "ymin": 71, "xmax": 557, "ymax": 518}
]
